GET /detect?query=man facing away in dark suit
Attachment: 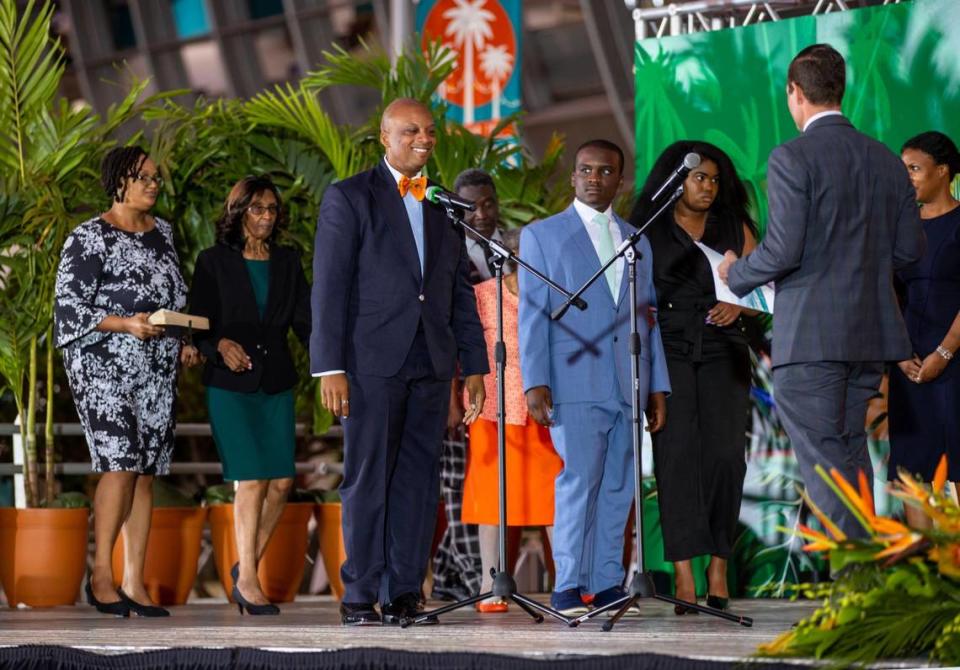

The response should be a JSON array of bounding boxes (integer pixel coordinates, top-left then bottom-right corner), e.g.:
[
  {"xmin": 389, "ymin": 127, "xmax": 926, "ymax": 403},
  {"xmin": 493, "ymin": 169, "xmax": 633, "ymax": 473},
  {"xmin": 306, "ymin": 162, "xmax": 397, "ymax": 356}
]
[
  {"xmin": 718, "ymin": 44, "xmax": 925, "ymax": 538},
  {"xmin": 310, "ymin": 98, "xmax": 488, "ymax": 626}
]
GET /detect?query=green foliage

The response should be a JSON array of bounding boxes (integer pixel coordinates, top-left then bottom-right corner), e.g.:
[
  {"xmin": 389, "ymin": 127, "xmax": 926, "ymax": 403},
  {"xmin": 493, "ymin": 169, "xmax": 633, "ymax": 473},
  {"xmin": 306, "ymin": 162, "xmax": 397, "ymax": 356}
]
[
  {"xmin": 759, "ymin": 561, "xmax": 960, "ymax": 664},
  {"xmin": 45, "ymin": 491, "xmax": 90, "ymax": 509},
  {"xmin": 152, "ymin": 479, "xmax": 197, "ymax": 508},
  {"xmin": 202, "ymin": 483, "xmax": 235, "ymax": 505}
]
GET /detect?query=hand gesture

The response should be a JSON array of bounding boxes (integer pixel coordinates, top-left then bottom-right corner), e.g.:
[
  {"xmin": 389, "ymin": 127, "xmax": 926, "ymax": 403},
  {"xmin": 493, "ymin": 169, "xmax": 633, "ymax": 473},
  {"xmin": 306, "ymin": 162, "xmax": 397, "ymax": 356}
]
[
  {"xmin": 179, "ymin": 344, "xmax": 204, "ymax": 368},
  {"xmin": 706, "ymin": 302, "xmax": 742, "ymax": 327},
  {"xmin": 916, "ymin": 350, "xmax": 950, "ymax": 384},
  {"xmin": 320, "ymin": 373, "xmax": 350, "ymax": 418},
  {"xmin": 217, "ymin": 338, "xmax": 252, "ymax": 373},
  {"xmin": 718, "ymin": 250, "xmax": 738, "ymax": 285},
  {"xmin": 525, "ymin": 386, "xmax": 554, "ymax": 427},
  {"xmin": 462, "ymin": 374, "xmax": 486, "ymax": 425},
  {"xmin": 645, "ymin": 392, "xmax": 666, "ymax": 433},
  {"xmin": 125, "ymin": 313, "xmax": 164, "ymax": 340},
  {"xmin": 897, "ymin": 355, "xmax": 922, "ymax": 382}
]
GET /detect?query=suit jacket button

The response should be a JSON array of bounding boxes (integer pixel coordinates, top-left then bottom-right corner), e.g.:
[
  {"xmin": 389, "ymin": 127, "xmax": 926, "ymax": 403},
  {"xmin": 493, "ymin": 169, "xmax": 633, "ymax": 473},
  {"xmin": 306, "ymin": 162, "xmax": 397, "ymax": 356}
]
[{"xmin": 418, "ymin": 294, "xmax": 425, "ymax": 302}]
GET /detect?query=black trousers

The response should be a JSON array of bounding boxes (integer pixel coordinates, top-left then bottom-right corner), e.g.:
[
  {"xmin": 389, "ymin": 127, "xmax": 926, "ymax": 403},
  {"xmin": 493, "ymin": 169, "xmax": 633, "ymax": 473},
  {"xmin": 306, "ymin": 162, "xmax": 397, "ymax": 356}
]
[
  {"xmin": 652, "ymin": 344, "xmax": 750, "ymax": 562},
  {"xmin": 340, "ymin": 330, "xmax": 450, "ymax": 604}
]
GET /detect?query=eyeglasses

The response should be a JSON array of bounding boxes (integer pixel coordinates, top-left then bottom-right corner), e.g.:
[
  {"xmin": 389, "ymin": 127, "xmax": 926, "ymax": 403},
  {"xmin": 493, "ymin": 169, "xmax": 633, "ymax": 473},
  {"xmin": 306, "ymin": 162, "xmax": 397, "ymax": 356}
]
[
  {"xmin": 133, "ymin": 173, "xmax": 164, "ymax": 187},
  {"xmin": 248, "ymin": 204, "xmax": 279, "ymax": 217}
]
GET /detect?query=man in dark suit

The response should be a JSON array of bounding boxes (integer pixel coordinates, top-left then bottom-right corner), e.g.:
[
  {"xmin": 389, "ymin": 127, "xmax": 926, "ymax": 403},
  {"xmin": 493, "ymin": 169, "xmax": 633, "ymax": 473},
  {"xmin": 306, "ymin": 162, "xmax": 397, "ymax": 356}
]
[
  {"xmin": 310, "ymin": 98, "xmax": 488, "ymax": 625},
  {"xmin": 719, "ymin": 44, "xmax": 924, "ymax": 537}
]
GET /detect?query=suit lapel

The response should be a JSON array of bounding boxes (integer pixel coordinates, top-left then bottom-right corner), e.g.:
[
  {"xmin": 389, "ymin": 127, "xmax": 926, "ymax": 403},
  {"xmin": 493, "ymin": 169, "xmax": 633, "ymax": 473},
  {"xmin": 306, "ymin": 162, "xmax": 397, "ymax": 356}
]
[
  {"xmin": 614, "ymin": 215, "xmax": 632, "ymax": 307},
  {"xmin": 371, "ymin": 162, "xmax": 422, "ymax": 284},
  {"xmin": 564, "ymin": 205, "xmax": 616, "ymax": 309}
]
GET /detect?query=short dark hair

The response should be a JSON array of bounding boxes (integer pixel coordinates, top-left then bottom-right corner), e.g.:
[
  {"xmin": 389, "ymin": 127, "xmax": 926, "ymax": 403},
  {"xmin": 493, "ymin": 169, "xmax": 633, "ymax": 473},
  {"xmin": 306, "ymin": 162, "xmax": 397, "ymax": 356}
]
[
  {"xmin": 574, "ymin": 139, "xmax": 625, "ymax": 174},
  {"xmin": 787, "ymin": 44, "xmax": 845, "ymax": 106},
  {"xmin": 216, "ymin": 176, "xmax": 286, "ymax": 251},
  {"xmin": 902, "ymin": 131, "xmax": 960, "ymax": 180},
  {"xmin": 101, "ymin": 146, "xmax": 148, "ymax": 203},
  {"xmin": 454, "ymin": 168, "xmax": 496, "ymax": 195}
]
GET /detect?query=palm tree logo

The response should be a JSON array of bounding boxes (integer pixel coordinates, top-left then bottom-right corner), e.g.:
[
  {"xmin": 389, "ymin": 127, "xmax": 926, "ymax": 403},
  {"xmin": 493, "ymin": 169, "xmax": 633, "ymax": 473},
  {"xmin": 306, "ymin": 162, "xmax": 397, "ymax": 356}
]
[
  {"xmin": 443, "ymin": 0, "xmax": 495, "ymax": 124},
  {"xmin": 479, "ymin": 44, "xmax": 513, "ymax": 119}
]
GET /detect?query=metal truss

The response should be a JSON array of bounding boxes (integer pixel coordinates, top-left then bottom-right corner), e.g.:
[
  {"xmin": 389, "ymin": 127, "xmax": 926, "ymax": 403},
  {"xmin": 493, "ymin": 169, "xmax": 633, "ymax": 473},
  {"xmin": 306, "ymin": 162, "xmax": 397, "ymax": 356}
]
[{"xmin": 626, "ymin": 0, "xmax": 909, "ymax": 41}]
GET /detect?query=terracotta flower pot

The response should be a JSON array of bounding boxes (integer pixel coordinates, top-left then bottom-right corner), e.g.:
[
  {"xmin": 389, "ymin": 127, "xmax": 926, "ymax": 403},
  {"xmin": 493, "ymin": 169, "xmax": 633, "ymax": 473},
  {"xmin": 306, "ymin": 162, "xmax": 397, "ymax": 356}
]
[
  {"xmin": 110, "ymin": 506, "xmax": 208, "ymax": 606},
  {"xmin": 314, "ymin": 502, "xmax": 346, "ymax": 600},
  {"xmin": 0, "ymin": 507, "xmax": 89, "ymax": 607},
  {"xmin": 209, "ymin": 502, "xmax": 314, "ymax": 603}
]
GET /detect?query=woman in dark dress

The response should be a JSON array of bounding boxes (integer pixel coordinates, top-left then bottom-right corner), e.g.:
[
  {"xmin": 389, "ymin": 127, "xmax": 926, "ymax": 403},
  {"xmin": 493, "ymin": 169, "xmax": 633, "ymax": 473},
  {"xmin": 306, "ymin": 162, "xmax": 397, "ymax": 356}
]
[
  {"xmin": 888, "ymin": 131, "xmax": 960, "ymax": 529},
  {"xmin": 190, "ymin": 176, "xmax": 310, "ymax": 614},
  {"xmin": 631, "ymin": 141, "xmax": 757, "ymax": 612},
  {"xmin": 55, "ymin": 146, "xmax": 201, "ymax": 617}
]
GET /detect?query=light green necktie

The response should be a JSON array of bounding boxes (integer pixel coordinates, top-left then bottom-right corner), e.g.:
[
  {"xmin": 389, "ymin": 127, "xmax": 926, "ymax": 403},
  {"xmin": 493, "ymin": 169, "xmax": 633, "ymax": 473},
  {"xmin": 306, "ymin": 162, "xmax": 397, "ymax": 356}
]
[{"xmin": 594, "ymin": 212, "xmax": 619, "ymax": 300}]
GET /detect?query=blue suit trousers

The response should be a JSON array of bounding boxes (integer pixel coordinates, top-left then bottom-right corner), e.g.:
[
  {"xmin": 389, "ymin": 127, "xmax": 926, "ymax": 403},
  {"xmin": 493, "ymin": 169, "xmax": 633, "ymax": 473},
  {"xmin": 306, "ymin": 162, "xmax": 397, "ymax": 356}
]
[{"xmin": 550, "ymin": 397, "xmax": 635, "ymax": 594}]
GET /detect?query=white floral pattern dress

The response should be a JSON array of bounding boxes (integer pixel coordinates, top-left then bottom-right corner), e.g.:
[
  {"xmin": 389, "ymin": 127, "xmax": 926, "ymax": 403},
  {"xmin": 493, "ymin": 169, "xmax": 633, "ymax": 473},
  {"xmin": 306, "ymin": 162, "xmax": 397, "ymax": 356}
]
[{"xmin": 54, "ymin": 217, "xmax": 187, "ymax": 474}]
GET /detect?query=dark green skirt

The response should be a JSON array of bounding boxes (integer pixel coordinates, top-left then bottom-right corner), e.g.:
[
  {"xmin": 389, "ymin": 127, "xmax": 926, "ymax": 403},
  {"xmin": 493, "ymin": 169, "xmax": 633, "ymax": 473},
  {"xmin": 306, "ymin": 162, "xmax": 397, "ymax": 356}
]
[{"xmin": 207, "ymin": 387, "xmax": 296, "ymax": 481}]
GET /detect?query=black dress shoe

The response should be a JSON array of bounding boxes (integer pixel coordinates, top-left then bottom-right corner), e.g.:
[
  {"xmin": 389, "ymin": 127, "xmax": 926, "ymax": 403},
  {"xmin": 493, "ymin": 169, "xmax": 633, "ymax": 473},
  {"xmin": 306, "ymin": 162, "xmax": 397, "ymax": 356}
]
[
  {"xmin": 381, "ymin": 592, "xmax": 438, "ymax": 625},
  {"xmin": 340, "ymin": 601, "xmax": 381, "ymax": 626},
  {"xmin": 117, "ymin": 588, "xmax": 170, "ymax": 617},
  {"xmin": 706, "ymin": 594, "xmax": 729, "ymax": 611},
  {"xmin": 85, "ymin": 581, "xmax": 129, "ymax": 618}
]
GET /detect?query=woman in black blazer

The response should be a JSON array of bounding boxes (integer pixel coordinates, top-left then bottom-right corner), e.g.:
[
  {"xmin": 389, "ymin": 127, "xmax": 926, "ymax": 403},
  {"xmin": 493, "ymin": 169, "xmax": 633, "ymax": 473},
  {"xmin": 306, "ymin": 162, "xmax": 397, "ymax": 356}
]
[{"xmin": 190, "ymin": 176, "xmax": 310, "ymax": 615}]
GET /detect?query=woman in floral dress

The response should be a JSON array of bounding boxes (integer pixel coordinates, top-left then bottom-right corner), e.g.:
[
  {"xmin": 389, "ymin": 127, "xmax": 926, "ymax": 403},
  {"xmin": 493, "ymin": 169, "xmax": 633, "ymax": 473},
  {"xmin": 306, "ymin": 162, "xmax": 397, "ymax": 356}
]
[{"xmin": 55, "ymin": 146, "xmax": 199, "ymax": 617}]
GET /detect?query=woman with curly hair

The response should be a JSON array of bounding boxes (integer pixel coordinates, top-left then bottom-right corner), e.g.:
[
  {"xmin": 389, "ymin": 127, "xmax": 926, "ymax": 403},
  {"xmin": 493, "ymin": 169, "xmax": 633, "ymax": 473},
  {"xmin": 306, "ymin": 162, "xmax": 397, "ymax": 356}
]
[
  {"xmin": 631, "ymin": 141, "xmax": 758, "ymax": 613},
  {"xmin": 55, "ymin": 146, "xmax": 200, "ymax": 617},
  {"xmin": 190, "ymin": 176, "xmax": 311, "ymax": 614},
  {"xmin": 888, "ymin": 131, "xmax": 960, "ymax": 527}
]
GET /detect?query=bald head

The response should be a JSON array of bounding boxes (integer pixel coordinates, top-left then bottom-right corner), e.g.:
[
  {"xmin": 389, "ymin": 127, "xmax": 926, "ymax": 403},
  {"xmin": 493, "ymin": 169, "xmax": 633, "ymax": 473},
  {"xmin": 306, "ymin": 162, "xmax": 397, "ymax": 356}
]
[{"xmin": 380, "ymin": 98, "xmax": 436, "ymax": 177}]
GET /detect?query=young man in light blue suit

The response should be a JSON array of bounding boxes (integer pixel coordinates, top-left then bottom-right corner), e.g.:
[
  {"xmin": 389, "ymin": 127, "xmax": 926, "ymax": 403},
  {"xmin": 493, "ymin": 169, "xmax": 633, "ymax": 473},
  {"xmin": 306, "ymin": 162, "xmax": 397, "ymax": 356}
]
[{"xmin": 518, "ymin": 140, "xmax": 670, "ymax": 616}]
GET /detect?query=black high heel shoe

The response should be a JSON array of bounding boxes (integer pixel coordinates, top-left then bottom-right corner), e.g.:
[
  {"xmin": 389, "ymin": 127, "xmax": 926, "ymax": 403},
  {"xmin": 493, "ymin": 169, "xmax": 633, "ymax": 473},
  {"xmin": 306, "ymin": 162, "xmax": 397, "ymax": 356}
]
[
  {"xmin": 117, "ymin": 588, "xmax": 170, "ymax": 617},
  {"xmin": 232, "ymin": 586, "xmax": 279, "ymax": 616},
  {"xmin": 706, "ymin": 594, "xmax": 729, "ymax": 611},
  {"xmin": 85, "ymin": 581, "xmax": 129, "ymax": 618}
]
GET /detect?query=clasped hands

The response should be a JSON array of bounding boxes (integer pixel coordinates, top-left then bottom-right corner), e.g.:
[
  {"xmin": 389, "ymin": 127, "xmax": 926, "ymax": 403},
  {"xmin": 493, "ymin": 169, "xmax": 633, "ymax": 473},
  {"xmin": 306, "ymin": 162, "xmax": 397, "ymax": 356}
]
[
  {"xmin": 899, "ymin": 351, "xmax": 949, "ymax": 384},
  {"xmin": 525, "ymin": 385, "xmax": 667, "ymax": 433},
  {"xmin": 321, "ymin": 372, "xmax": 486, "ymax": 421}
]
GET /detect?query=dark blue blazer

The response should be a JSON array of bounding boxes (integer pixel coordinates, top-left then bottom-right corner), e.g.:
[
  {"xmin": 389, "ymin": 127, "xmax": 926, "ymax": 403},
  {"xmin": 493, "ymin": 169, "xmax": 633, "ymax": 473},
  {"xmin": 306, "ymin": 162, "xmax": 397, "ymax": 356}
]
[
  {"xmin": 728, "ymin": 115, "xmax": 925, "ymax": 366},
  {"xmin": 310, "ymin": 161, "xmax": 488, "ymax": 380}
]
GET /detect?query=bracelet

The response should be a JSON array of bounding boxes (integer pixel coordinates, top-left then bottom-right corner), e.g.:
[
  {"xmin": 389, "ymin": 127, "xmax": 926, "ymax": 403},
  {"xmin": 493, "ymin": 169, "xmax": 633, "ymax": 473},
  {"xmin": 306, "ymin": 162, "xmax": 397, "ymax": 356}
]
[{"xmin": 936, "ymin": 345, "xmax": 954, "ymax": 361}]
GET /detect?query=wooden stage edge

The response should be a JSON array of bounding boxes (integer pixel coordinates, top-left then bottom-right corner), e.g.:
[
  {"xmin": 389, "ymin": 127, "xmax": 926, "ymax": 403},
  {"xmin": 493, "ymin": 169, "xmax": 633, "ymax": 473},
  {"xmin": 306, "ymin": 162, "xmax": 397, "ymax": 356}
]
[{"xmin": 0, "ymin": 597, "xmax": 932, "ymax": 668}]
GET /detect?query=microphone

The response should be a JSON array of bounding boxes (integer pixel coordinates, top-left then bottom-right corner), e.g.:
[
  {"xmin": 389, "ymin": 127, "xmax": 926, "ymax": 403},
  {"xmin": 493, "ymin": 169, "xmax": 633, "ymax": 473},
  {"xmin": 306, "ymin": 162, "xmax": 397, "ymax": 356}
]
[
  {"xmin": 425, "ymin": 185, "xmax": 477, "ymax": 211},
  {"xmin": 650, "ymin": 152, "xmax": 701, "ymax": 202}
]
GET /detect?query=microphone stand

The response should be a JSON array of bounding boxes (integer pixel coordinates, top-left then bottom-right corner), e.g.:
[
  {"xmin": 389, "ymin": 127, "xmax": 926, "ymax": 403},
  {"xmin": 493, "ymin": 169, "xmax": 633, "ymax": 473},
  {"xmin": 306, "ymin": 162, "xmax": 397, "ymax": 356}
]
[
  {"xmin": 552, "ymin": 186, "xmax": 754, "ymax": 631},
  {"xmin": 402, "ymin": 204, "xmax": 585, "ymax": 627}
]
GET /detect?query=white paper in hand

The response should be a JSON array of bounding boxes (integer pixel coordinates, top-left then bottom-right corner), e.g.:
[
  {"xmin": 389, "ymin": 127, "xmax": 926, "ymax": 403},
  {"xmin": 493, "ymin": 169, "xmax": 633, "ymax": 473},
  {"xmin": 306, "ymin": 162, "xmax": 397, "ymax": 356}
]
[{"xmin": 694, "ymin": 241, "xmax": 775, "ymax": 314}]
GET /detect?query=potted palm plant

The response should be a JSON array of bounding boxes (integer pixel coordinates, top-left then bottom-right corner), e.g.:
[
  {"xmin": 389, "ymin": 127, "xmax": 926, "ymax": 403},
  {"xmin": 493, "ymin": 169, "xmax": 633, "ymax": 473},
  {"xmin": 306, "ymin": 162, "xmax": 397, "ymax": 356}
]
[{"xmin": 0, "ymin": 0, "xmax": 164, "ymax": 607}]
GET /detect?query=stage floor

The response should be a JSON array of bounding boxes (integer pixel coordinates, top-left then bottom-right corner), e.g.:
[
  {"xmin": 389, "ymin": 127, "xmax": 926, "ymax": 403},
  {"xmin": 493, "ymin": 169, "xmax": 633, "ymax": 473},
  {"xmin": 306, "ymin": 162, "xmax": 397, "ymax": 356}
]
[{"xmin": 0, "ymin": 596, "xmax": 931, "ymax": 668}]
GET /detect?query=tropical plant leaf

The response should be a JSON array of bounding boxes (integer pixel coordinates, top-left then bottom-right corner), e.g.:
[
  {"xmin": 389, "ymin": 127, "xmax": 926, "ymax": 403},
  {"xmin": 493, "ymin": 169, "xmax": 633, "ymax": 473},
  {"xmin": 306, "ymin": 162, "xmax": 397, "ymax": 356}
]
[{"xmin": 0, "ymin": 0, "xmax": 64, "ymax": 183}]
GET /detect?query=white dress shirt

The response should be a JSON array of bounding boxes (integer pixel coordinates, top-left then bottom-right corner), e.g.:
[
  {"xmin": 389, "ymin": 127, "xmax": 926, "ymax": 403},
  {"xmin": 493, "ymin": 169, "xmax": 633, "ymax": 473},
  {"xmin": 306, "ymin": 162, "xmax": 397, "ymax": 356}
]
[
  {"xmin": 573, "ymin": 198, "xmax": 623, "ymax": 299},
  {"xmin": 466, "ymin": 228, "xmax": 510, "ymax": 281}
]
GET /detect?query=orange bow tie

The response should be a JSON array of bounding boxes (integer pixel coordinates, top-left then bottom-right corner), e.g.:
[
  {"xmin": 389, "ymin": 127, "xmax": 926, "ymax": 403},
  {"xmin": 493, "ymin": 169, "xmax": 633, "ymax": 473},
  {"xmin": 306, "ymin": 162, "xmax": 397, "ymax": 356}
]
[{"xmin": 398, "ymin": 175, "xmax": 427, "ymax": 201}]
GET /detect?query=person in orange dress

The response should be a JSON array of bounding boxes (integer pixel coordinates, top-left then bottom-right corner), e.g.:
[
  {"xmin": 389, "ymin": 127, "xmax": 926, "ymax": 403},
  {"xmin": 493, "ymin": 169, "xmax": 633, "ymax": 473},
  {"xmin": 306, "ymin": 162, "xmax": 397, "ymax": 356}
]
[{"xmin": 461, "ymin": 228, "xmax": 563, "ymax": 612}]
